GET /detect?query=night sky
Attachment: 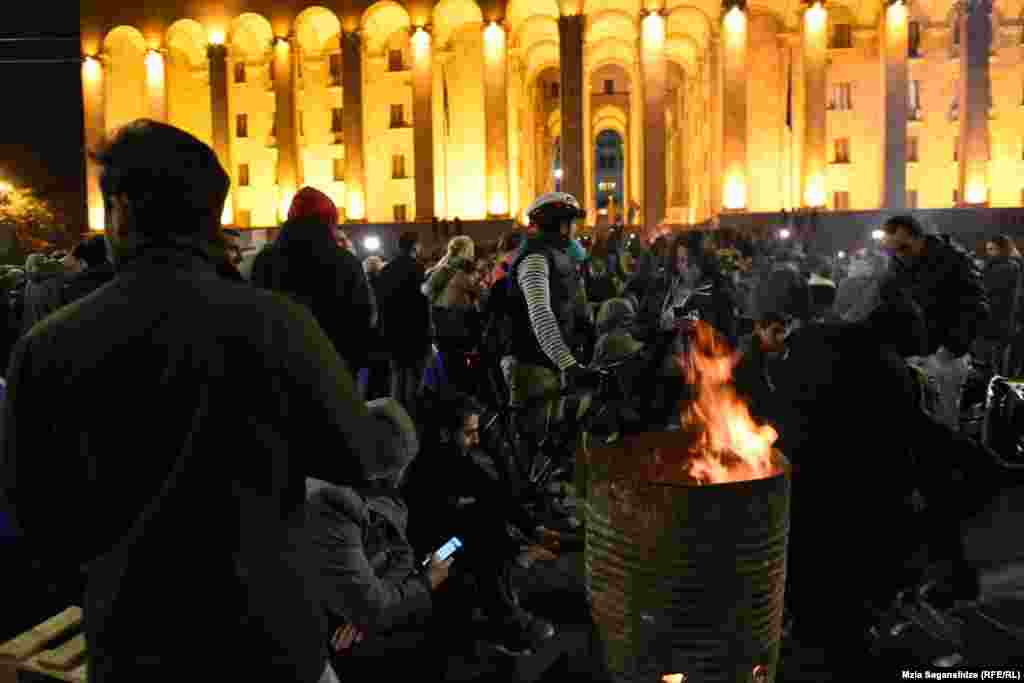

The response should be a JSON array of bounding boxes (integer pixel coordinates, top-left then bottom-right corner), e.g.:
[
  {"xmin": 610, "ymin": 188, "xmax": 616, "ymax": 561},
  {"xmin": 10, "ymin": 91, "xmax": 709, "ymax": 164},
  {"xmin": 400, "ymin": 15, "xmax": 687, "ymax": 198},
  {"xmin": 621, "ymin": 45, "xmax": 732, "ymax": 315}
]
[{"xmin": 0, "ymin": 7, "xmax": 86, "ymax": 225}]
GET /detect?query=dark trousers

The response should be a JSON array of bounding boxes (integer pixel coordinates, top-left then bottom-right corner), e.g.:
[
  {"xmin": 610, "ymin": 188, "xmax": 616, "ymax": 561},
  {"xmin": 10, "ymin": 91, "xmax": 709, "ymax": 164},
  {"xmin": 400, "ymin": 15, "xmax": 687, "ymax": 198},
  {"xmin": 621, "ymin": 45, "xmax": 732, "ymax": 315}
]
[{"xmin": 390, "ymin": 353, "xmax": 427, "ymax": 420}]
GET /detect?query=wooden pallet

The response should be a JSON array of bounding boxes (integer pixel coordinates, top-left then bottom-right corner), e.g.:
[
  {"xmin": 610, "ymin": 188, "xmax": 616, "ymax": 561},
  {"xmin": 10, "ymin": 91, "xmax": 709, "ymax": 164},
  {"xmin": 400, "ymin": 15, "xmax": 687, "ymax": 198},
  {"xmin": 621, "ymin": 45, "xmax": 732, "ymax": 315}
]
[{"xmin": 0, "ymin": 607, "xmax": 87, "ymax": 683}]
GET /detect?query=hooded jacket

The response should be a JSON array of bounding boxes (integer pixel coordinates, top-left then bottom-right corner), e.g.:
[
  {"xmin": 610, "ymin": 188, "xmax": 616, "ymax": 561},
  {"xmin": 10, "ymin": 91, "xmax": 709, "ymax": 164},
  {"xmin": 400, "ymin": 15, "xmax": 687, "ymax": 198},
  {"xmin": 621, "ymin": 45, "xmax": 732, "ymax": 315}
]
[
  {"xmin": 251, "ymin": 216, "xmax": 375, "ymax": 371},
  {"xmin": 305, "ymin": 398, "xmax": 430, "ymax": 637},
  {"xmin": 1, "ymin": 236, "xmax": 392, "ymax": 683}
]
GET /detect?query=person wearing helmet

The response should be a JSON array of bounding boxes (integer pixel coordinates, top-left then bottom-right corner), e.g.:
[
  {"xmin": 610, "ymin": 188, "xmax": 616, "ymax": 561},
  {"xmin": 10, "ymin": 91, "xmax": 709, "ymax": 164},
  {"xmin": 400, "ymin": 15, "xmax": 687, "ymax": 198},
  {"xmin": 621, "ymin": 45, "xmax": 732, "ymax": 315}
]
[{"xmin": 505, "ymin": 192, "xmax": 599, "ymax": 443}]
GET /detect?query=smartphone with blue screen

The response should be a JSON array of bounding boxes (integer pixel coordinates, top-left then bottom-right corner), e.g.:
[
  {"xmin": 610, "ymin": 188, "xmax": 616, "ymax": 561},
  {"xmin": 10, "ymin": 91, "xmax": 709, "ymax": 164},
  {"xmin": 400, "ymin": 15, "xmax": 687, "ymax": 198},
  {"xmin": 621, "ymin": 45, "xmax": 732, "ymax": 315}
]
[{"xmin": 423, "ymin": 537, "xmax": 463, "ymax": 566}]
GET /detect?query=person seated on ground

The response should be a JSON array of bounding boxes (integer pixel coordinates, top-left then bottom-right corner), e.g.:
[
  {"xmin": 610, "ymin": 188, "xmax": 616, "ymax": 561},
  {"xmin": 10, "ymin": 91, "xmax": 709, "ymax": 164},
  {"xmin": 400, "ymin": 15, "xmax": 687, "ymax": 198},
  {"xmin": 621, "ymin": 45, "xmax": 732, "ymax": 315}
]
[
  {"xmin": 309, "ymin": 395, "xmax": 555, "ymax": 668},
  {"xmin": 402, "ymin": 394, "xmax": 559, "ymax": 654},
  {"xmin": 306, "ymin": 398, "xmax": 451, "ymax": 680},
  {"xmin": 732, "ymin": 311, "xmax": 789, "ymax": 426}
]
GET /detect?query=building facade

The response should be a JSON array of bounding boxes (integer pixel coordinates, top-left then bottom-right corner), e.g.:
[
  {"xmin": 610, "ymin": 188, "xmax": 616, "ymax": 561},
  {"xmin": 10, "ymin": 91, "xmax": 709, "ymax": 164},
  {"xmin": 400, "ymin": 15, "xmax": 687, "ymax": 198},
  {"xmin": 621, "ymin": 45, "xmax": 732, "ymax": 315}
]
[{"xmin": 80, "ymin": 0, "xmax": 1024, "ymax": 235}]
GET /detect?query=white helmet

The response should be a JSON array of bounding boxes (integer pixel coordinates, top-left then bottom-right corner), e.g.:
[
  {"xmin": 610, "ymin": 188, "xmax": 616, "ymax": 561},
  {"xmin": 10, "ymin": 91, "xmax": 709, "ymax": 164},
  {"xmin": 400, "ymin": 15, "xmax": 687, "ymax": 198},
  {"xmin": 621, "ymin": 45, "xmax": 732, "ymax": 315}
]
[{"xmin": 526, "ymin": 192, "xmax": 585, "ymax": 228}]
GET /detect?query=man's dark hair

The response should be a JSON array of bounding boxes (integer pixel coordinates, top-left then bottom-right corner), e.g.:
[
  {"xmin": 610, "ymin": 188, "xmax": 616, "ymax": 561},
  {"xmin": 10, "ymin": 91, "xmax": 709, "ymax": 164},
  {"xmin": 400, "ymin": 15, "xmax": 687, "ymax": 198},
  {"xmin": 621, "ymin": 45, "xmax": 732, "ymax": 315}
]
[
  {"xmin": 72, "ymin": 235, "xmax": 108, "ymax": 269},
  {"xmin": 223, "ymin": 228, "xmax": 241, "ymax": 239},
  {"xmin": 93, "ymin": 119, "xmax": 229, "ymax": 238},
  {"xmin": 756, "ymin": 311, "xmax": 791, "ymax": 329},
  {"xmin": 882, "ymin": 214, "xmax": 926, "ymax": 238},
  {"xmin": 398, "ymin": 231, "xmax": 419, "ymax": 255}
]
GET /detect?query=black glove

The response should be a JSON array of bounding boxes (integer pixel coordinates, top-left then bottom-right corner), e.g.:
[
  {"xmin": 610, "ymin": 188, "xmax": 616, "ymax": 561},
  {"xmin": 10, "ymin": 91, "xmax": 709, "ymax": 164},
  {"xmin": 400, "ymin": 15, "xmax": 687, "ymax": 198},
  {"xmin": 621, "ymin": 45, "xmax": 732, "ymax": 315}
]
[{"xmin": 563, "ymin": 363, "xmax": 602, "ymax": 392}]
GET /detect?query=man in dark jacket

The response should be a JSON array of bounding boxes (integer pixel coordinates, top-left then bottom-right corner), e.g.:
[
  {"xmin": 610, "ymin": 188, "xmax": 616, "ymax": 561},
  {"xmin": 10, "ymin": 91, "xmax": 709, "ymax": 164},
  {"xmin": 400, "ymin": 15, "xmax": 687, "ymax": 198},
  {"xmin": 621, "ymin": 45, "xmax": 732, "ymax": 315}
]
[
  {"xmin": 882, "ymin": 215, "xmax": 988, "ymax": 359},
  {"xmin": 376, "ymin": 232, "xmax": 431, "ymax": 418},
  {"xmin": 0, "ymin": 120, "xmax": 391, "ymax": 683},
  {"xmin": 882, "ymin": 215, "xmax": 989, "ymax": 429},
  {"xmin": 251, "ymin": 187, "xmax": 375, "ymax": 373}
]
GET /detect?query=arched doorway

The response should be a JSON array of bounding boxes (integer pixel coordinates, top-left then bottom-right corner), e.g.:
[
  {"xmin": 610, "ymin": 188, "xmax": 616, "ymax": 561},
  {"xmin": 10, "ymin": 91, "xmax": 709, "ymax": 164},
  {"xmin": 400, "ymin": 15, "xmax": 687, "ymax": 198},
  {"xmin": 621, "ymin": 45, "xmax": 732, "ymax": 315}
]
[{"xmin": 594, "ymin": 130, "xmax": 624, "ymax": 225}]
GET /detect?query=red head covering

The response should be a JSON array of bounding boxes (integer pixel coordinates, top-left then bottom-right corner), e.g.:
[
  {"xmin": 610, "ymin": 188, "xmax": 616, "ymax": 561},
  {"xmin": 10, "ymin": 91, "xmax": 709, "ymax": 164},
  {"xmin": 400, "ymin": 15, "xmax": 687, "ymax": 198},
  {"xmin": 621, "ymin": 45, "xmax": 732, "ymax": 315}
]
[{"xmin": 287, "ymin": 187, "xmax": 339, "ymax": 229}]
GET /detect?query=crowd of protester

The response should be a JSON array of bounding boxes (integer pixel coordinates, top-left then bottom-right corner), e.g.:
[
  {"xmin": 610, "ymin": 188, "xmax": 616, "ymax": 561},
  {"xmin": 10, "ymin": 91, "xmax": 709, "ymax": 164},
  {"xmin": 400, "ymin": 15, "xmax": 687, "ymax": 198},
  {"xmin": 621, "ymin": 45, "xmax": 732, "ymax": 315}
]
[{"xmin": 1, "ymin": 118, "xmax": 1023, "ymax": 680}]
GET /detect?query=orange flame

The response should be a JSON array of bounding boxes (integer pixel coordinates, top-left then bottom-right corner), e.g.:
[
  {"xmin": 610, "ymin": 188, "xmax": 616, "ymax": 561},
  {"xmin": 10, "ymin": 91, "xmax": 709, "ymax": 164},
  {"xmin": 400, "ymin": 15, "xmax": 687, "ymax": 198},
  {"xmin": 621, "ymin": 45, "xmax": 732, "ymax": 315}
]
[{"xmin": 678, "ymin": 320, "xmax": 778, "ymax": 484}]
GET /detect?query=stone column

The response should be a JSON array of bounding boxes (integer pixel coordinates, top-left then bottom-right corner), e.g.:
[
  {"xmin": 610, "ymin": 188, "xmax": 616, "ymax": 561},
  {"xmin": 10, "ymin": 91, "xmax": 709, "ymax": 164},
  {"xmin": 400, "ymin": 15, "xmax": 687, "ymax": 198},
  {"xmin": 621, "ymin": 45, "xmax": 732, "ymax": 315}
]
[
  {"xmin": 81, "ymin": 55, "xmax": 106, "ymax": 231},
  {"xmin": 558, "ymin": 14, "xmax": 585, "ymax": 204},
  {"xmin": 341, "ymin": 31, "xmax": 367, "ymax": 220},
  {"xmin": 957, "ymin": 0, "xmax": 992, "ymax": 205},
  {"xmin": 272, "ymin": 36, "xmax": 302, "ymax": 220},
  {"xmin": 721, "ymin": 2, "xmax": 748, "ymax": 210},
  {"xmin": 411, "ymin": 27, "xmax": 435, "ymax": 221},
  {"xmin": 640, "ymin": 10, "xmax": 667, "ymax": 235},
  {"xmin": 880, "ymin": 0, "xmax": 908, "ymax": 209},
  {"xmin": 707, "ymin": 37, "xmax": 723, "ymax": 216},
  {"xmin": 483, "ymin": 22, "xmax": 510, "ymax": 217},
  {"xmin": 145, "ymin": 49, "xmax": 168, "ymax": 122},
  {"xmin": 801, "ymin": 1, "xmax": 828, "ymax": 207},
  {"xmin": 207, "ymin": 43, "xmax": 234, "ymax": 225}
]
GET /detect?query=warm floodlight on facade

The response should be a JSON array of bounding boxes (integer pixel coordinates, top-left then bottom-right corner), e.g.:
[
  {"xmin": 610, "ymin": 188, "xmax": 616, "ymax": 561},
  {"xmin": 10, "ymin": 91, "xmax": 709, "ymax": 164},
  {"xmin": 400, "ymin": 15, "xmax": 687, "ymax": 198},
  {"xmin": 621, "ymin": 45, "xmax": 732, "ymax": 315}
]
[
  {"xmin": 965, "ymin": 179, "xmax": 988, "ymax": 205},
  {"xmin": 723, "ymin": 173, "xmax": 747, "ymax": 210},
  {"xmin": 145, "ymin": 49, "xmax": 165, "ymax": 79},
  {"xmin": 724, "ymin": 5, "xmax": 747, "ymax": 34},
  {"xmin": 804, "ymin": 175, "xmax": 826, "ymax": 208},
  {"xmin": 804, "ymin": 2, "xmax": 827, "ymax": 33},
  {"xmin": 83, "ymin": 55, "xmax": 102, "ymax": 82},
  {"xmin": 412, "ymin": 26, "xmax": 431, "ymax": 60},
  {"xmin": 208, "ymin": 29, "xmax": 226, "ymax": 46},
  {"xmin": 641, "ymin": 11, "xmax": 666, "ymax": 48},
  {"xmin": 886, "ymin": 0, "xmax": 908, "ymax": 28}
]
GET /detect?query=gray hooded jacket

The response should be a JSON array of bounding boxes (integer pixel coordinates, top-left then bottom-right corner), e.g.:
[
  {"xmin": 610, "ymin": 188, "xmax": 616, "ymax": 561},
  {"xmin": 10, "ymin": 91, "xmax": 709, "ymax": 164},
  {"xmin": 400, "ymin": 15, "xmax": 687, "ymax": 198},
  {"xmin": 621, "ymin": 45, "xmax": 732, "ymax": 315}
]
[{"xmin": 305, "ymin": 398, "xmax": 430, "ymax": 636}]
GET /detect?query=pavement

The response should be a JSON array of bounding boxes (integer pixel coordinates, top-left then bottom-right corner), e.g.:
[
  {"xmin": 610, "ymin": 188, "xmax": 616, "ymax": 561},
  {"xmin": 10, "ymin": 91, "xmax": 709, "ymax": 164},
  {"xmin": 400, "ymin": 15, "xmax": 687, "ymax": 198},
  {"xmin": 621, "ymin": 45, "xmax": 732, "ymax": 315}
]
[{"xmin": 3, "ymin": 486, "xmax": 1021, "ymax": 682}]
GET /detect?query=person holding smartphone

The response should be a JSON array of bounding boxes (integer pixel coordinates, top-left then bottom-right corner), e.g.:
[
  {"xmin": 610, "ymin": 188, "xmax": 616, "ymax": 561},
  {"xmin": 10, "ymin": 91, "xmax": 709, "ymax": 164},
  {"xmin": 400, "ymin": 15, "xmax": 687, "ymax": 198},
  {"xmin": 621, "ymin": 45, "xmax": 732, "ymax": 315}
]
[{"xmin": 306, "ymin": 398, "xmax": 460, "ymax": 680}]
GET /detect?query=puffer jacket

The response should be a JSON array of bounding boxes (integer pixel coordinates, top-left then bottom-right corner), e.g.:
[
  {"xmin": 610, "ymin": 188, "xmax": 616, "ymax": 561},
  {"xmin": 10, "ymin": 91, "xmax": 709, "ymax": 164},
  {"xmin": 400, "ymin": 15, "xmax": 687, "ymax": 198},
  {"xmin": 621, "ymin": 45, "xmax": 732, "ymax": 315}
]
[
  {"xmin": 887, "ymin": 234, "xmax": 989, "ymax": 357},
  {"xmin": 305, "ymin": 480, "xmax": 432, "ymax": 637}
]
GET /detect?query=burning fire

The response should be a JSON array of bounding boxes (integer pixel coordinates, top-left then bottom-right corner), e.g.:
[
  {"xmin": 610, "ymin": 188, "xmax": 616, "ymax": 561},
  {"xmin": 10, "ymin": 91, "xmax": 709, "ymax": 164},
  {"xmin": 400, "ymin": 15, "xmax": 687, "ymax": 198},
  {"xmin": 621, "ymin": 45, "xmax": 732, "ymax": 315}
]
[{"xmin": 650, "ymin": 320, "xmax": 779, "ymax": 485}]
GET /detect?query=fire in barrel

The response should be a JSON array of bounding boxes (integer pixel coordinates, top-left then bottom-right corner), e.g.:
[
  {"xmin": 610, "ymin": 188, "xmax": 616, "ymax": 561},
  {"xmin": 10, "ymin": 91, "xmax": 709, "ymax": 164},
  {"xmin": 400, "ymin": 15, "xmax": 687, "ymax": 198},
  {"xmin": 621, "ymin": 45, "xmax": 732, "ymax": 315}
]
[{"xmin": 584, "ymin": 320, "xmax": 790, "ymax": 682}]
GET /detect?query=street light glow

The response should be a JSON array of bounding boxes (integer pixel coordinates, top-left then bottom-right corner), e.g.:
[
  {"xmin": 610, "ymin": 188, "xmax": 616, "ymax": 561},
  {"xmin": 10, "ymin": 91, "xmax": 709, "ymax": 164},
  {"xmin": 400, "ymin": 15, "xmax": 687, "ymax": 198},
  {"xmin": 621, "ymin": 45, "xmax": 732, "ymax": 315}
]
[
  {"xmin": 778, "ymin": 229, "xmax": 791, "ymax": 240},
  {"xmin": 838, "ymin": 250, "xmax": 846, "ymax": 258},
  {"xmin": 554, "ymin": 168, "xmax": 563, "ymax": 180},
  {"xmin": 363, "ymin": 235, "xmax": 381, "ymax": 252},
  {"xmin": 871, "ymin": 229, "xmax": 885, "ymax": 241}
]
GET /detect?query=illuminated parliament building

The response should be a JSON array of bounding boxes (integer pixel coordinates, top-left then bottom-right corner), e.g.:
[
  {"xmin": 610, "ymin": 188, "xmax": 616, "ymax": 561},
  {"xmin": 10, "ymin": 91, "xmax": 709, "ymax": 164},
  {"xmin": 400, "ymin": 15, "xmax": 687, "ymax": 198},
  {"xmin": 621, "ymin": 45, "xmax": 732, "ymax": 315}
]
[{"xmin": 80, "ymin": 0, "xmax": 1024, "ymax": 236}]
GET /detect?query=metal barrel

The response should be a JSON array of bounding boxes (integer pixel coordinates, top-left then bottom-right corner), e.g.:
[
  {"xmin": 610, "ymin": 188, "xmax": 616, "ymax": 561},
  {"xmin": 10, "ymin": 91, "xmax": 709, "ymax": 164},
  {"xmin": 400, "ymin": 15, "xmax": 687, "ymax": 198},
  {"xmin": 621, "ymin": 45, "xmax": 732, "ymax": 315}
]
[{"xmin": 582, "ymin": 431, "xmax": 791, "ymax": 683}]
